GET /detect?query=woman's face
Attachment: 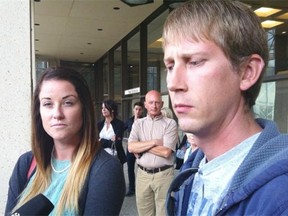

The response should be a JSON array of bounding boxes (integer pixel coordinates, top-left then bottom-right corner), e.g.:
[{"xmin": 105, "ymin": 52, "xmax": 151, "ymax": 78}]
[
  {"xmin": 39, "ymin": 79, "xmax": 83, "ymax": 146},
  {"xmin": 101, "ymin": 103, "xmax": 111, "ymax": 118}
]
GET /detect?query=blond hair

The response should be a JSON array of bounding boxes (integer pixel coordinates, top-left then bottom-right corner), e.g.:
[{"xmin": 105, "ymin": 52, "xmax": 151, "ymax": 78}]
[
  {"xmin": 13, "ymin": 68, "xmax": 99, "ymax": 215},
  {"xmin": 162, "ymin": 0, "xmax": 268, "ymax": 108}
]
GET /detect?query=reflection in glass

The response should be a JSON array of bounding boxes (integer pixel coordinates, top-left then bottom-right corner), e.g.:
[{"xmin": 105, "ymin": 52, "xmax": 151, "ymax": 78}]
[
  {"xmin": 147, "ymin": 10, "xmax": 169, "ymax": 92},
  {"xmin": 254, "ymin": 79, "xmax": 288, "ymax": 132},
  {"xmin": 127, "ymin": 32, "xmax": 140, "ymax": 89},
  {"xmin": 114, "ymin": 46, "xmax": 122, "ymax": 100}
]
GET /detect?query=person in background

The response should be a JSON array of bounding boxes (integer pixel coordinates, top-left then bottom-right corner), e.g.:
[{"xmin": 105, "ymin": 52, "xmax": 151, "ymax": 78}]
[
  {"xmin": 163, "ymin": 0, "xmax": 288, "ymax": 215},
  {"xmin": 97, "ymin": 99, "xmax": 127, "ymax": 165},
  {"xmin": 183, "ymin": 133, "xmax": 198, "ymax": 163},
  {"xmin": 124, "ymin": 101, "xmax": 144, "ymax": 196},
  {"xmin": 161, "ymin": 107, "xmax": 174, "ymax": 119},
  {"xmin": 5, "ymin": 67, "xmax": 125, "ymax": 216},
  {"xmin": 128, "ymin": 90, "xmax": 178, "ymax": 216},
  {"xmin": 175, "ymin": 132, "xmax": 197, "ymax": 169}
]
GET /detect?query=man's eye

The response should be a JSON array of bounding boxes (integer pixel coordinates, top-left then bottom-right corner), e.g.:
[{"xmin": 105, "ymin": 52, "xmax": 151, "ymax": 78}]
[
  {"xmin": 189, "ymin": 59, "xmax": 205, "ymax": 66},
  {"xmin": 165, "ymin": 65, "xmax": 174, "ymax": 72}
]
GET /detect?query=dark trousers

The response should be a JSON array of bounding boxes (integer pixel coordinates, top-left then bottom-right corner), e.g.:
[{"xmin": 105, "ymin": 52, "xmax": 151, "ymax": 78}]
[{"xmin": 126, "ymin": 151, "xmax": 136, "ymax": 192}]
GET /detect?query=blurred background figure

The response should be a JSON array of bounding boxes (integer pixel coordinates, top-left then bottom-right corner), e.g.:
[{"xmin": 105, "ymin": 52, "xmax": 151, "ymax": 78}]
[
  {"xmin": 161, "ymin": 107, "xmax": 174, "ymax": 119},
  {"xmin": 175, "ymin": 133, "xmax": 197, "ymax": 169},
  {"xmin": 124, "ymin": 101, "xmax": 144, "ymax": 196},
  {"xmin": 183, "ymin": 133, "xmax": 198, "ymax": 162},
  {"xmin": 97, "ymin": 99, "xmax": 127, "ymax": 165},
  {"xmin": 128, "ymin": 90, "xmax": 178, "ymax": 216}
]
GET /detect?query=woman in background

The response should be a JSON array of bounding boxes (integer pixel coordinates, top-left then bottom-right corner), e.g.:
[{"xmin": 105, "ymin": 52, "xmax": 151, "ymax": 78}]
[
  {"xmin": 5, "ymin": 67, "xmax": 125, "ymax": 216},
  {"xmin": 97, "ymin": 99, "xmax": 127, "ymax": 165}
]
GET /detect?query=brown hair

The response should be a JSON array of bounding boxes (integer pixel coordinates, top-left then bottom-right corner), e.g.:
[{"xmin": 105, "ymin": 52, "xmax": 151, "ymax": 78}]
[{"xmin": 14, "ymin": 67, "xmax": 99, "ymax": 215}]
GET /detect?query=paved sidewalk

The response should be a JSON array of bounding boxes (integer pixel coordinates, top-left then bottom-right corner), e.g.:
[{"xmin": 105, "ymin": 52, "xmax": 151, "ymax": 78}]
[{"xmin": 120, "ymin": 139, "xmax": 138, "ymax": 216}]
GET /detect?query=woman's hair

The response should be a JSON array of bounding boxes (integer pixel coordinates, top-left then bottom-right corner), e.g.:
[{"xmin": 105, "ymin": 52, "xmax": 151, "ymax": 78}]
[
  {"xmin": 162, "ymin": 0, "xmax": 268, "ymax": 108},
  {"xmin": 103, "ymin": 99, "xmax": 118, "ymax": 118},
  {"xmin": 14, "ymin": 67, "xmax": 99, "ymax": 215}
]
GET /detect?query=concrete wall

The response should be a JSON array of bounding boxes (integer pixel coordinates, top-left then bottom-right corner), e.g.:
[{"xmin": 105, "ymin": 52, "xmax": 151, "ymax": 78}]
[{"xmin": 0, "ymin": 0, "xmax": 32, "ymax": 214}]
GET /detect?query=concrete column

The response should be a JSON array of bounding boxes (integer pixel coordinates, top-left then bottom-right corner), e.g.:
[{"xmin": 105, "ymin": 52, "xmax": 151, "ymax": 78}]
[{"xmin": 0, "ymin": 0, "xmax": 32, "ymax": 214}]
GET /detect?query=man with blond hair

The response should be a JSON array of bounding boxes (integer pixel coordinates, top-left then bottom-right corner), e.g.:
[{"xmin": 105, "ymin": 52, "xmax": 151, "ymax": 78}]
[{"xmin": 163, "ymin": 0, "xmax": 288, "ymax": 215}]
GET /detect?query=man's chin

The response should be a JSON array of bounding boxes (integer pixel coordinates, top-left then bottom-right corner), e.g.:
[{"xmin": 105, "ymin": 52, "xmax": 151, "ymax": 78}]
[{"xmin": 178, "ymin": 119, "xmax": 194, "ymax": 133}]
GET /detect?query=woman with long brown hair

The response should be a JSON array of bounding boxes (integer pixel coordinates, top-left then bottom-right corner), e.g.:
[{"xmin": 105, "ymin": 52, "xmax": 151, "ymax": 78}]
[{"xmin": 5, "ymin": 67, "xmax": 125, "ymax": 215}]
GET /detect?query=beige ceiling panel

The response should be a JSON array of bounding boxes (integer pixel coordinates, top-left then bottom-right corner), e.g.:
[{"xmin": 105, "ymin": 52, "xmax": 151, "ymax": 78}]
[
  {"xmin": 34, "ymin": 15, "xmax": 67, "ymax": 35},
  {"xmin": 71, "ymin": 0, "xmax": 162, "ymax": 22},
  {"xmin": 34, "ymin": 0, "xmax": 73, "ymax": 17}
]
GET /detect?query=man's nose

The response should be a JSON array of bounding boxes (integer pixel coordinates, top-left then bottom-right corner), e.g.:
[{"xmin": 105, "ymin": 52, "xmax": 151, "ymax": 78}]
[{"xmin": 167, "ymin": 65, "xmax": 187, "ymax": 92}]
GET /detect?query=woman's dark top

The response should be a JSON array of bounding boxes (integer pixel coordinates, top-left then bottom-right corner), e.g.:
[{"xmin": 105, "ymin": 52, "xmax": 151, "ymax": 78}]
[{"xmin": 5, "ymin": 149, "xmax": 125, "ymax": 215}]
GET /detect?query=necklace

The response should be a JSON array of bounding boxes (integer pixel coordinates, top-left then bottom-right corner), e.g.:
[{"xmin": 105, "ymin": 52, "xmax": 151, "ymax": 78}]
[
  {"xmin": 50, "ymin": 149, "xmax": 71, "ymax": 173},
  {"xmin": 51, "ymin": 158, "xmax": 71, "ymax": 173}
]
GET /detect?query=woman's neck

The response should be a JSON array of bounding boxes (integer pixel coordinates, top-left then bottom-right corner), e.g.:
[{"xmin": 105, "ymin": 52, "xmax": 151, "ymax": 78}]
[
  {"xmin": 53, "ymin": 143, "xmax": 77, "ymax": 160},
  {"xmin": 105, "ymin": 116, "xmax": 113, "ymax": 123}
]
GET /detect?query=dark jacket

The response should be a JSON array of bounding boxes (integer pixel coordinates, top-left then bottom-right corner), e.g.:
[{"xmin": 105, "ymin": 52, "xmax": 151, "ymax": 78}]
[
  {"xmin": 124, "ymin": 116, "xmax": 135, "ymax": 133},
  {"xmin": 97, "ymin": 118, "xmax": 127, "ymax": 164},
  {"xmin": 167, "ymin": 119, "xmax": 288, "ymax": 216},
  {"xmin": 5, "ymin": 149, "xmax": 125, "ymax": 215}
]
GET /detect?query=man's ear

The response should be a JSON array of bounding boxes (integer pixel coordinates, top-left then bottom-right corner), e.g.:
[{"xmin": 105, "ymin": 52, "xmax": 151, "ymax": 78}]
[
  {"xmin": 144, "ymin": 101, "xmax": 148, "ymax": 109},
  {"xmin": 240, "ymin": 54, "xmax": 265, "ymax": 91}
]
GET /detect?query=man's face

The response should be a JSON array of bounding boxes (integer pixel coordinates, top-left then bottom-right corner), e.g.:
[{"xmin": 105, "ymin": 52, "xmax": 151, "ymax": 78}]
[
  {"xmin": 164, "ymin": 38, "xmax": 242, "ymax": 136},
  {"xmin": 133, "ymin": 105, "xmax": 143, "ymax": 118},
  {"xmin": 144, "ymin": 93, "xmax": 163, "ymax": 118}
]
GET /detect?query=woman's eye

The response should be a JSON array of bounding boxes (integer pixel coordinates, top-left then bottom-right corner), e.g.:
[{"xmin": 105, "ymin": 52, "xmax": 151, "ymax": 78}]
[
  {"xmin": 64, "ymin": 100, "xmax": 74, "ymax": 106},
  {"xmin": 42, "ymin": 101, "xmax": 52, "ymax": 107}
]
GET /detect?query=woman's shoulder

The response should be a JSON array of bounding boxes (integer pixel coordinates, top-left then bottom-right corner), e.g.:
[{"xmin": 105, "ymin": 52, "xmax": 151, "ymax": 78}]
[
  {"xmin": 17, "ymin": 151, "xmax": 34, "ymax": 168},
  {"xmin": 112, "ymin": 118, "xmax": 124, "ymax": 125},
  {"xmin": 8, "ymin": 151, "xmax": 34, "ymax": 195}
]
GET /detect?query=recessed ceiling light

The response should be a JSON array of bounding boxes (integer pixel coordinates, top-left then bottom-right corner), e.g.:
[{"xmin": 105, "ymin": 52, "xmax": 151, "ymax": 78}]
[
  {"xmin": 156, "ymin": 37, "xmax": 163, "ymax": 42},
  {"xmin": 113, "ymin": 7, "xmax": 120, "ymax": 10},
  {"xmin": 277, "ymin": 12, "xmax": 288, "ymax": 20},
  {"xmin": 282, "ymin": 31, "xmax": 287, "ymax": 34},
  {"xmin": 98, "ymin": 28, "xmax": 103, "ymax": 31},
  {"xmin": 35, "ymin": 39, "xmax": 39, "ymax": 41},
  {"xmin": 261, "ymin": 20, "xmax": 284, "ymax": 28},
  {"xmin": 87, "ymin": 43, "xmax": 92, "ymax": 45},
  {"xmin": 35, "ymin": 23, "xmax": 40, "ymax": 26},
  {"xmin": 254, "ymin": 7, "xmax": 281, "ymax": 17},
  {"xmin": 121, "ymin": 0, "xmax": 153, "ymax": 7}
]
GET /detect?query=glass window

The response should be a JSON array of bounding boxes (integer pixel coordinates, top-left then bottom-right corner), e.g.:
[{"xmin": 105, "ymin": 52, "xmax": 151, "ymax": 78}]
[
  {"xmin": 147, "ymin": 10, "xmax": 169, "ymax": 92},
  {"xmin": 103, "ymin": 56, "xmax": 109, "ymax": 99},
  {"xmin": 127, "ymin": 32, "xmax": 140, "ymax": 89},
  {"xmin": 254, "ymin": 79, "xmax": 288, "ymax": 133},
  {"xmin": 114, "ymin": 46, "xmax": 122, "ymax": 100},
  {"xmin": 241, "ymin": 0, "xmax": 288, "ymax": 76}
]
